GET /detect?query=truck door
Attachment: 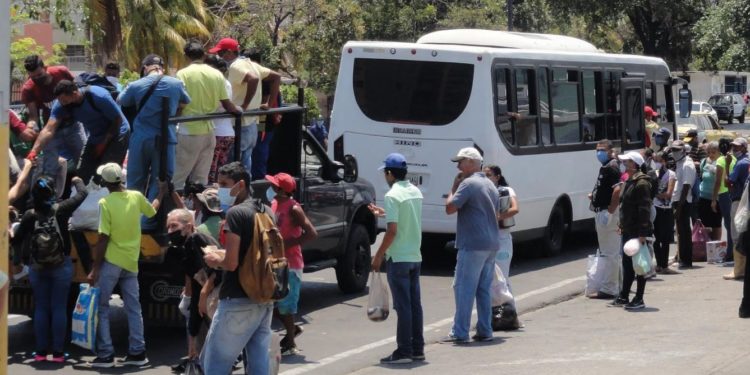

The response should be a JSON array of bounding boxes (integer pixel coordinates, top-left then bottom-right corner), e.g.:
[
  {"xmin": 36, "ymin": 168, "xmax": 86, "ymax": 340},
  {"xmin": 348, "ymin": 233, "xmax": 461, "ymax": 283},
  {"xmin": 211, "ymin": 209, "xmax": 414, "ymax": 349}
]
[{"xmin": 620, "ymin": 78, "xmax": 645, "ymax": 148}]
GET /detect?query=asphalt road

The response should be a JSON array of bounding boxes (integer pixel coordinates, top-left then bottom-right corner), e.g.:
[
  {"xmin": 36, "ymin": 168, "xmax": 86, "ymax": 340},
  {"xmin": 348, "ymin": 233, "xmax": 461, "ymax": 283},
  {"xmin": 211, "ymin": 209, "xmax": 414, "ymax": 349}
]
[{"xmin": 8, "ymin": 230, "xmax": 599, "ymax": 375}]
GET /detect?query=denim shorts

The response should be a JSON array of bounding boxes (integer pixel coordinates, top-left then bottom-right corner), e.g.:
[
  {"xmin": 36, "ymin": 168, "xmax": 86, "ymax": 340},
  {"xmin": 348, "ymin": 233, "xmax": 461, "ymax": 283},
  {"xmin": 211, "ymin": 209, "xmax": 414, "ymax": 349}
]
[{"xmin": 276, "ymin": 271, "xmax": 301, "ymax": 315}]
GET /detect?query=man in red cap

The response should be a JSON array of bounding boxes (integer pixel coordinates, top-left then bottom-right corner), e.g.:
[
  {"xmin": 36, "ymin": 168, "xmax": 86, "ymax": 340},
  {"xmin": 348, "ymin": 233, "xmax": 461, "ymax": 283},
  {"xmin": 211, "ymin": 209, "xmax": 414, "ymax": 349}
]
[
  {"xmin": 265, "ymin": 172, "xmax": 317, "ymax": 356},
  {"xmin": 644, "ymin": 105, "xmax": 659, "ymax": 150},
  {"xmin": 208, "ymin": 38, "xmax": 281, "ymax": 174}
]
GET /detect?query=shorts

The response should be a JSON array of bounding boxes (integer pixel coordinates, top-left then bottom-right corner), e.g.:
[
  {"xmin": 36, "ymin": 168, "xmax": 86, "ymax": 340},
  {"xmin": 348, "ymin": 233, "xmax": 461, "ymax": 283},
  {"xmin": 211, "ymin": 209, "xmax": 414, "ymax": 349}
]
[
  {"xmin": 276, "ymin": 270, "xmax": 301, "ymax": 315},
  {"xmin": 698, "ymin": 198, "xmax": 722, "ymax": 228}
]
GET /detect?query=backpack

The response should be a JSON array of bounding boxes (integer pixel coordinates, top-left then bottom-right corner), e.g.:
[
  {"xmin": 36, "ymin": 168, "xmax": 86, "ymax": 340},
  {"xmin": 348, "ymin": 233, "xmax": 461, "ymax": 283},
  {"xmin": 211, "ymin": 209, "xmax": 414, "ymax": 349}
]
[
  {"xmin": 29, "ymin": 205, "xmax": 66, "ymax": 269},
  {"xmin": 77, "ymin": 72, "xmax": 119, "ymax": 101},
  {"xmin": 238, "ymin": 200, "xmax": 289, "ymax": 303}
]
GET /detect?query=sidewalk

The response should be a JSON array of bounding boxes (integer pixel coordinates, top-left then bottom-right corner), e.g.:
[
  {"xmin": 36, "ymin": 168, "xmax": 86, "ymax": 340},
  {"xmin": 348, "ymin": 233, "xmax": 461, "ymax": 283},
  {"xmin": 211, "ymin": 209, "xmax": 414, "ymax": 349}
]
[{"xmin": 352, "ymin": 262, "xmax": 749, "ymax": 375}]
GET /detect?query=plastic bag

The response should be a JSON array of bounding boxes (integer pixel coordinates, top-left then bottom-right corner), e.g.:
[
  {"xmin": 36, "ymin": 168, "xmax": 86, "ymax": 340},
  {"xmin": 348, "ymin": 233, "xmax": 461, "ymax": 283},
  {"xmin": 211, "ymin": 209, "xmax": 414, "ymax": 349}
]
[
  {"xmin": 184, "ymin": 358, "xmax": 203, "ymax": 375},
  {"xmin": 491, "ymin": 262, "xmax": 514, "ymax": 307},
  {"xmin": 70, "ymin": 183, "xmax": 109, "ymax": 230},
  {"xmin": 366, "ymin": 272, "xmax": 390, "ymax": 322},
  {"xmin": 706, "ymin": 240, "xmax": 728, "ymax": 264},
  {"xmin": 632, "ymin": 242, "xmax": 652, "ymax": 276},
  {"xmin": 585, "ymin": 250, "xmax": 607, "ymax": 296},
  {"xmin": 691, "ymin": 219, "xmax": 710, "ymax": 262},
  {"xmin": 71, "ymin": 283, "xmax": 100, "ymax": 350},
  {"xmin": 734, "ymin": 182, "xmax": 750, "ymax": 233}
]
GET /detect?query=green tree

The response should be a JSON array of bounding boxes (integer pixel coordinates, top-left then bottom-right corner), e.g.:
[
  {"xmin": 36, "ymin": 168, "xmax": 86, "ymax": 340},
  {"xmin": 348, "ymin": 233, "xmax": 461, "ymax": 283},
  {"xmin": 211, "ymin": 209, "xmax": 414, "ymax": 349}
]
[{"xmin": 693, "ymin": 0, "xmax": 750, "ymax": 72}]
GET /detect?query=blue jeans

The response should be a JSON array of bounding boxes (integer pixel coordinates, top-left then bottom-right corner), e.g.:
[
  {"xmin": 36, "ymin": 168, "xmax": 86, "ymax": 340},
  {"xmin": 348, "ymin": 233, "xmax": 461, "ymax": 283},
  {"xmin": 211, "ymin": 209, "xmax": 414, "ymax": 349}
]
[
  {"xmin": 201, "ymin": 298, "xmax": 272, "ymax": 375},
  {"xmin": 41, "ymin": 122, "xmax": 86, "ymax": 177},
  {"xmin": 229, "ymin": 122, "xmax": 258, "ymax": 174},
  {"xmin": 451, "ymin": 249, "xmax": 497, "ymax": 339},
  {"xmin": 126, "ymin": 132, "xmax": 175, "ymax": 230},
  {"xmin": 251, "ymin": 130, "xmax": 274, "ymax": 180},
  {"xmin": 29, "ymin": 257, "xmax": 73, "ymax": 353},
  {"xmin": 718, "ymin": 192, "xmax": 733, "ymax": 260},
  {"xmin": 96, "ymin": 261, "xmax": 146, "ymax": 358},
  {"xmin": 386, "ymin": 259, "xmax": 424, "ymax": 356}
]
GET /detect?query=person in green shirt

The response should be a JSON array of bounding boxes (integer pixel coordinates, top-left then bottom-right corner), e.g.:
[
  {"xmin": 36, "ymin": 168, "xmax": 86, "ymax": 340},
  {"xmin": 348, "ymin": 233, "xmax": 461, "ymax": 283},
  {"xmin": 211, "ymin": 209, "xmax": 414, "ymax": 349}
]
[
  {"xmin": 369, "ymin": 153, "xmax": 424, "ymax": 364},
  {"xmin": 716, "ymin": 140, "xmax": 737, "ymax": 262},
  {"xmin": 87, "ymin": 163, "xmax": 166, "ymax": 368}
]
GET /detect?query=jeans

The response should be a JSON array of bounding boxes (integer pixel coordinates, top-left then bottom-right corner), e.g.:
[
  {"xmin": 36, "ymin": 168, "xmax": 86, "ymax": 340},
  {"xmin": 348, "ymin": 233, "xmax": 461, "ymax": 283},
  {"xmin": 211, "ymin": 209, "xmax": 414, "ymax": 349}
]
[
  {"xmin": 126, "ymin": 132, "xmax": 175, "ymax": 230},
  {"xmin": 230, "ymin": 122, "xmax": 258, "ymax": 175},
  {"xmin": 595, "ymin": 210, "xmax": 622, "ymax": 296},
  {"xmin": 28, "ymin": 257, "xmax": 73, "ymax": 353},
  {"xmin": 201, "ymin": 298, "xmax": 272, "ymax": 375},
  {"xmin": 720, "ymin": 192, "xmax": 734, "ymax": 261},
  {"xmin": 77, "ymin": 130, "xmax": 130, "ymax": 184},
  {"xmin": 620, "ymin": 234, "xmax": 647, "ymax": 301},
  {"xmin": 41, "ymin": 122, "xmax": 86, "ymax": 177},
  {"xmin": 451, "ymin": 249, "xmax": 497, "ymax": 340},
  {"xmin": 673, "ymin": 202, "xmax": 693, "ymax": 267},
  {"xmin": 96, "ymin": 261, "xmax": 146, "ymax": 358},
  {"xmin": 386, "ymin": 259, "xmax": 424, "ymax": 356},
  {"xmin": 251, "ymin": 130, "xmax": 275, "ymax": 180}
]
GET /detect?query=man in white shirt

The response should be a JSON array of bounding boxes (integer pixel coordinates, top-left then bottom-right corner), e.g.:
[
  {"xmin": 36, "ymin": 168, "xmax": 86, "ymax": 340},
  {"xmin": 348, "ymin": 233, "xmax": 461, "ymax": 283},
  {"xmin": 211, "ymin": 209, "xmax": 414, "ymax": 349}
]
[{"xmin": 670, "ymin": 140, "xmax": 696, "ymax": 268}]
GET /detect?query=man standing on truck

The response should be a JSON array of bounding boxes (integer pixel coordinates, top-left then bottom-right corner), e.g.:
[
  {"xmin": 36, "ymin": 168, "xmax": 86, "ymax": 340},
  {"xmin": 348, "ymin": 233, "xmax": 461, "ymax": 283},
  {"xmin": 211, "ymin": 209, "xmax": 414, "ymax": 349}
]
[
  {"xmin": 20, "ymin": 55, "xmax": 74, "ymax": 142},
  {"xmin": 442, "ymin": 147, "xmax": 500, "ymax": 344},
  {"xmin": 202, "ymin": 161, "xmax": 273, "ymax": 375},
  {"xmin": 369, "ymin": 153, "xmax": 425, "ymax": 364},
  {"xmin": 87, "ymin": 163, "xmax": 166, "ymax": 368}
]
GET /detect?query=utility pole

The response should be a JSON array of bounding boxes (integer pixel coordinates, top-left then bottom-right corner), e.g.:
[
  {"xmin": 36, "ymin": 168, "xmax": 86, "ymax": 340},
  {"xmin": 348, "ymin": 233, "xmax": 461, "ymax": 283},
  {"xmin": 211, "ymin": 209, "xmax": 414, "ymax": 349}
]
[{"xmin": 507, "ymin": 0, "xmax": 513, "ymax": 31}]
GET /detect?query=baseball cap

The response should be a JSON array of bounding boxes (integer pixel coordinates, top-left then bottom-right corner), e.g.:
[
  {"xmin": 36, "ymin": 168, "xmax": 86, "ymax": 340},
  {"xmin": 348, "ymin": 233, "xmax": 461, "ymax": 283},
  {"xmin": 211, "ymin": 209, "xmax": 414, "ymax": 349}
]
[
  {"xmin": 97, "ymin": 163, "xmax": 123, "ymax": 184},
  {"xmin": 195, "ymin": 188, "xmax": 222, "ymax": 214},
  {"xmin": 208, "ymin": 38, "xmax": 240, "ymax": 54},
  {"xmin": 451, "ymin": 147, "xmax": 483, "ymax": 162},
  {"xmin": 378, "ymin": 153, "xmax": 407, "ymax": 170},
  {"xmin": 731, "ymin": 137, "xmax": 748, "ymax": 147},
  {"xmin": 141, "ymin": 54, "xmax": 164, "ymax": 67},
  {"xmin": 617, "ymin": 151, "xmax": 645, "ymax": 166},
  {"xmin": 683, "ymin": 129, "xmax": 698, "ymax": 142},
  {"xmin": 654, "ymin": 127, "xmax": 671, "ymax": 137},
  {"xmin": 644, "ymin": 106, "xmax": 657, "ymax": 117},
  {"xmin": 265, "ymin": 173, "xmax": 296, "ymax": 194}
]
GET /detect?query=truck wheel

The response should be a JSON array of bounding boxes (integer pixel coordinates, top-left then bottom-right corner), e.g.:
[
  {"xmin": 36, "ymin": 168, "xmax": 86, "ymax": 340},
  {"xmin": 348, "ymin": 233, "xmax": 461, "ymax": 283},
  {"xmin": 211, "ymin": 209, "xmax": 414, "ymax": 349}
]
[
  {"xmin": 336, "ymin": 224, "xmax": 371, "ymax": 293},
  {"xmin": 540, "ymin": 204, "xmax": 567, "ymax": 257}
]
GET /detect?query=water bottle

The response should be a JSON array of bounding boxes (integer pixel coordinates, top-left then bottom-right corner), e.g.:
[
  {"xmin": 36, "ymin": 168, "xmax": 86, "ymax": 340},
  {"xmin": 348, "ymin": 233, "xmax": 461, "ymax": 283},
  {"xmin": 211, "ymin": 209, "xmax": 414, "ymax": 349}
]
[{"xmin": 498, "ymin": 187, "xmax": 515, "ymax": 229}]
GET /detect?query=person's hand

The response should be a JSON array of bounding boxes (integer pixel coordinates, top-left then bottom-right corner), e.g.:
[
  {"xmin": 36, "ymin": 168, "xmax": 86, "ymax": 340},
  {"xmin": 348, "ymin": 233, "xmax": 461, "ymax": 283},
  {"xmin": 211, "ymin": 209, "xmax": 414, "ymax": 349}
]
[
  {"xmin": 71, "ymin": 176, "xmax": 83, "ymax": 185},
  {"xmin": 26, "ymin": 120, "xmax": 37, "ymax": 131},
  {"xmin": 203, "ymin": 250, "xmax": 225, "ymax": 269},
  {"xmin": 452, "ymin": 172, "xmax": 465, "ymax": 192},
  {"xmin": 371, "ymin": 253, "xmax": 384, "ymax": 272},
  {"xmin": 26, "ymin": 149, "xmax": 38, "ymax": 162},
  {"xmin": 711, "ymin": 199, "xmax": 718, "ymax": 213},
  {"xmin": 639, "ymin": 236, "xmax": 647, "ymax": 244},
  {"xmin": 87, "ymin": 268, "xmax": 99, "ymax": 286},
  {"xmin": 368, "ymin": 203, "xmax": 385, "ymax": 217},
  {"xmin": 259, "ymin": 103, "xmax": 269, "ymax": 110},
  {"xmin": 19, "ymin": 127, "xmax": 38, "ymax": 142}
]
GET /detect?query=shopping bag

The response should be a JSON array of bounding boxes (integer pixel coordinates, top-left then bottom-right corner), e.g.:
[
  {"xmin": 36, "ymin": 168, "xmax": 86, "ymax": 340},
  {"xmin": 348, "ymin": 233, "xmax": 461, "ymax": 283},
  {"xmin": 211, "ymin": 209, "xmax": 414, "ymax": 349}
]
[
  {"xmin": 584, "ymin": 250, "xmax": 607, "ymax": 296},
  {"xmin": 491, "ymin": 262, "xmax": 514, "ymax": 307},
  {"xmin": 70, "ymin": 183, "xmax": 110, "ymax": 230},
  {"xmin": 706, "ymin": 240, "xmax": 728, "ymax": 264},
  {"xmin": 184, "ymin": 358, "xmax": 203, "ymax": 375},
  {"xmin": 734, "ymin": 182, "xmax": 750, "ymax": 233},
  {"xmin": 691, "ymin": 219, "xmax": 710, "ymax": 262},
  {"xmin": 366, "ymin": 272, "xmax": 390, "ymax": 322},
  {"xmin": 71, "ymin": 283, "xmax": 100, "ymax": 350},
  {"xmin": 632, "ymin": 242, "xmax": 652, "ymax": 276}
]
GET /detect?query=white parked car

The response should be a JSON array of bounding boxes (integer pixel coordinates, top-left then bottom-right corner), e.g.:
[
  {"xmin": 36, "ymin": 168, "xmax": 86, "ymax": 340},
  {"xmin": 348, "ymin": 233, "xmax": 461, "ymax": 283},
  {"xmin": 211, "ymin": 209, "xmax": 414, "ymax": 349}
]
[{"xmin": 675, "ymin": 101, "xmax": 718, "ymax": 122}]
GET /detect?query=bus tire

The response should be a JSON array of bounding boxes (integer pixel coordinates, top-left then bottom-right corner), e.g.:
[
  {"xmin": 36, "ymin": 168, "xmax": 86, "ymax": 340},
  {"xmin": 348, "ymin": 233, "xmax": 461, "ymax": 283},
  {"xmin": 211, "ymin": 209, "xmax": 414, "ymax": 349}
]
[
  {"xmin": 541, "ymin": 204, "xmax": 566, "ymax": 257},
  {"xmin": 336, "ymin": 224, "xmax": 371, "ymax": 294}
]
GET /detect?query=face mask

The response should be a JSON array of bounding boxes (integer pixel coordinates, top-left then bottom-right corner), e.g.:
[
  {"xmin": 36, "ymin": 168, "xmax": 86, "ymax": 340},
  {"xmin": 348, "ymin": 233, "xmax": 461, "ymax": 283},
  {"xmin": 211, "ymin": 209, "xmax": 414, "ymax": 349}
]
[
  {"xmin": 653, "ymin": 162, "xmax": 663, "ymax": 170},
  {"xmin": 672, "ymin": 150, "xmax": 685, "ymax": 160},
  {"xmin": 217, "ymin": 186, "xmax": 236, "ymax": 211},
  {"xmin": 167, "ymin": 230, "xmax": 186, "ymax": 247},
  {"xmin": 266, "ymin": 186, "xmax": 277, "ymax": 202},
  {"xmin": 31, "ymin": 75, "xmax": 48, "ymax": 85},
  {"xmin": 596, "ymin": 150, "xmax": 609, "ymax": 165},
  {"xmin": 734, "ymin": 150, "xmax": 744, "ymax": 158},
  {"xmin": 619, "ymin": 163, "xmax": 627, "ymax": 174}
]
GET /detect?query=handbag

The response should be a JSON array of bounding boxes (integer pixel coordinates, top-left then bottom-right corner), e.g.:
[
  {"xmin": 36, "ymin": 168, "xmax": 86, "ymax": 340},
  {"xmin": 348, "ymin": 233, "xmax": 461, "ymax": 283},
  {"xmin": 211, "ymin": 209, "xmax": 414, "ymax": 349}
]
[
  {"xmin": 366, "ymin": 272, "xmax": 390, "ymax": 322},
  {"xmin": 691, "ymin": 219, "xmax": 710, "ymax": 262},
  {"xmin": 71, "ymin": 283, "xmax": 100, "ymax": 350},
  {"xmin": 585, "ymin": 250, "xmax": 608, "ymax": 296},
  {"xmin": 491, "ymin": 262, "xmax": 515, "ymax": 307},
  {"xmin": 734, "ymin": 181, "xmax": 750, "ymax": 233}
]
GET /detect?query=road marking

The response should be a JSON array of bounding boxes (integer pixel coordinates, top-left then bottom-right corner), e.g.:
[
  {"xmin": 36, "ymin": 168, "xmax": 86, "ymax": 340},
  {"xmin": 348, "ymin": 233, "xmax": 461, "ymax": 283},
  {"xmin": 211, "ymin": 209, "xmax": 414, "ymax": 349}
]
[{"xmin": 280, "ymin": 275, "xmax": 585, "ymax": 375}]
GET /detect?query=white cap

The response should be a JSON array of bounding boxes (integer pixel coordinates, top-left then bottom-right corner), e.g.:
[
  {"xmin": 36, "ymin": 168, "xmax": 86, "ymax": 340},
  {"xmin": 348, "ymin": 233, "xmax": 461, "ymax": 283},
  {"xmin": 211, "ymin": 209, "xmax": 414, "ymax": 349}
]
[
  {"xmin": 451, "ymin": 147, "xmax": 483, "ymax": 162},
  {"xmin": 97, "ymin": 162, "xmax": 123, "ymax": 183},
  {"xmin": 617, "ymin": 151, "xmax": 645, "ymax": 166}
]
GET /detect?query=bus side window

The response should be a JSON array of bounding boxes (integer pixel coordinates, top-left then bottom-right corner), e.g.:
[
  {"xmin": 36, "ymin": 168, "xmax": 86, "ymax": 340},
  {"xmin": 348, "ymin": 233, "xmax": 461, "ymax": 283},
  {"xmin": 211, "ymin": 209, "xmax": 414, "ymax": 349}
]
[
  {"xmin": 551, "ymin": 69, "xmax": 582, "ymax": 144},
  {"xmin": 538, "ymin": 67, "xmax": 552, "ymax": 145},
  {"xmin": 582, "ymin": 70, "xmax": 606, "ymax": 142},
  {"xmin": 605, "ymin": 71, "xmax": 622, "ymax": 140},
  {"xmin": 515, "ymin": 68, "xmax": 538, "ymax": 146},
  {"xmin": 494, "ymin": 67, "xmax": 514, "ymax": 145}
]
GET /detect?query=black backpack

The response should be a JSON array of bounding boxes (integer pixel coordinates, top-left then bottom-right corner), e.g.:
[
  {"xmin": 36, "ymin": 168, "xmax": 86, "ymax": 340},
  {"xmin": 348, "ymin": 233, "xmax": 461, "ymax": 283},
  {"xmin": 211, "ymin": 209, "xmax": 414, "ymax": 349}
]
[
  {"xmin": 29, "ymin": 205, "xmax": 65, "ymax": 269},
  {"xmin": 77, "ymin": 72, "xmax": 119, "ymax": 101}
]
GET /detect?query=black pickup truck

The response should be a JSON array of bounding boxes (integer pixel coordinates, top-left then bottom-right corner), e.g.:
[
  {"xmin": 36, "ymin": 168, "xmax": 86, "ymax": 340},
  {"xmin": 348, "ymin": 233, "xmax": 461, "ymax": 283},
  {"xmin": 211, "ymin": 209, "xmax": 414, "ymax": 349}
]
[{"xmin": 9, "ymin": 103, "xmax": 378, "ymax": 325}]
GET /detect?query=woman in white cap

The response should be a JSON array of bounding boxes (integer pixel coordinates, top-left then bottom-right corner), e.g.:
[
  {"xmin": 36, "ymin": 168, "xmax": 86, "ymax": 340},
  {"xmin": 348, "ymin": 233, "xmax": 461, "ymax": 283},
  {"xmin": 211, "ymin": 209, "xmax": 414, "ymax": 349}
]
[{"xmin": 610, "ymin": 151, "xmax": 653, "ymax": 310}]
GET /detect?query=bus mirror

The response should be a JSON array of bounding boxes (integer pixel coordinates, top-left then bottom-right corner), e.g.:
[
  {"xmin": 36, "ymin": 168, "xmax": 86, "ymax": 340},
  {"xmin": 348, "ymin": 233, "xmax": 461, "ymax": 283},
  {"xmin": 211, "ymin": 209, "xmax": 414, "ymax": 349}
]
[{"xmin": 679, "ymin": 87, "xmax": 692, "ymax": 118}]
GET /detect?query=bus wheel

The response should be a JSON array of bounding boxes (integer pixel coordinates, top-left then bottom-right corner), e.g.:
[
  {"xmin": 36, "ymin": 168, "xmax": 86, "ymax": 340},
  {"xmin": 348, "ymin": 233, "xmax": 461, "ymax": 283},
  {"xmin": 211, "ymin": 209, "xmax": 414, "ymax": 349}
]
[{"xmin": 541, "ymin": 205, "xmax": 566, "ymax": 256}]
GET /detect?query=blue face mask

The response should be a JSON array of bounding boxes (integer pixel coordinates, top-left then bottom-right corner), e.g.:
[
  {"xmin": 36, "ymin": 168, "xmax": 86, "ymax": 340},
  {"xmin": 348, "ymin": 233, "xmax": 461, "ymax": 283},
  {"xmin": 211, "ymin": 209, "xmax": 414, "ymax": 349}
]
[
  {"xmin": 266, "ymin": 186, "xmax": 277, "ymax": 202},
  {"xmin": 596, "ymin": 150, "xmax": 609, "ymax": 165},
  {"xmin": 217, "ymin": 186, "xmax": 235, "ymax": 212}
]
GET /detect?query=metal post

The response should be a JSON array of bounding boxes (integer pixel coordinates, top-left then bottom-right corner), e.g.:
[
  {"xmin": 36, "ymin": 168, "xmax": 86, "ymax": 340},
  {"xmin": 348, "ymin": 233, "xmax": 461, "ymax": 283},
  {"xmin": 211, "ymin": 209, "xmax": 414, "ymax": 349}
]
[
  {"xmin": 160, "ymin": 97, "xmax": 169, "ymax": 182},
  {"xmin": 233, "ymin": 113, "xmax": 242, "ymax": 162},
  {"xmin": 507, "ymin": 0, "xmax": 513, "ymax": 31}
]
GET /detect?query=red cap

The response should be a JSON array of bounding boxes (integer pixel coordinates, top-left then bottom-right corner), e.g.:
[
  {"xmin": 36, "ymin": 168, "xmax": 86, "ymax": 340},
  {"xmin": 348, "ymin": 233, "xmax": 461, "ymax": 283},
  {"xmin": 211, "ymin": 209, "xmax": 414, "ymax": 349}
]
[
  {"xmin": 644, "ymin": 105, "xmax": 656, "ymax": 117},
  {"xmin": 208, "ymin": 38, "xmax": 240, "ymax": 54},
  {"xmin": 265, "ymin": 173, "xmax": 296, "ymax": 194}
]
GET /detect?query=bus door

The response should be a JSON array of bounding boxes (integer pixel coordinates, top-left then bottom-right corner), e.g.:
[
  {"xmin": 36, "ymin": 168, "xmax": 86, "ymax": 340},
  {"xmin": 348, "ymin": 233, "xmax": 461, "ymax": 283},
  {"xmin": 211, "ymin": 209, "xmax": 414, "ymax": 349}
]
[{"xmin": 620, "ymin": 78, "xmax": 645, "ymax": 147}]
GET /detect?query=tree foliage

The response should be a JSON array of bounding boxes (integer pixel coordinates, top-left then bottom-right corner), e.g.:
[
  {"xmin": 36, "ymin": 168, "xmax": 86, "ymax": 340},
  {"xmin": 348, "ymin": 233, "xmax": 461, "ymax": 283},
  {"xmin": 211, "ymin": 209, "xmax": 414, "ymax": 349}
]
[{"xmin": 693, "ymin": 0, "xmax": 750, "ymax": 72}]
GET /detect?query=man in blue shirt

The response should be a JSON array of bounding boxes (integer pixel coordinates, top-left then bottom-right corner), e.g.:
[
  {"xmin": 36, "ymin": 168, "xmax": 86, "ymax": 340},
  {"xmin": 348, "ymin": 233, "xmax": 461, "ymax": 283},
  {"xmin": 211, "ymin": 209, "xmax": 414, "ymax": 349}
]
[
  {"xmin": 28, "ymin": 80, "xmax": 130, "ymax": 183},
  {"xmin": 727, "ymin": 137, "xmax": 749, "ymax": 280},
  {"xmin": 118, "ymin": 54, "xmax": 190, "ymax": 229},
  {"xmin": 443, "ymin": 147, "xmax": 500, "ymax": 344}
]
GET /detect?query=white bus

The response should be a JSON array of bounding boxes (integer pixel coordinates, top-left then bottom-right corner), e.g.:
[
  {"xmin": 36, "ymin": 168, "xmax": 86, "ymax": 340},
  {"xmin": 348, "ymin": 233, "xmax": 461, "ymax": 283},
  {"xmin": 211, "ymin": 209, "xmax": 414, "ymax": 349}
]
[{"xmin": 329, "ymin": 29, "xmax": 683, "ymax": 256}]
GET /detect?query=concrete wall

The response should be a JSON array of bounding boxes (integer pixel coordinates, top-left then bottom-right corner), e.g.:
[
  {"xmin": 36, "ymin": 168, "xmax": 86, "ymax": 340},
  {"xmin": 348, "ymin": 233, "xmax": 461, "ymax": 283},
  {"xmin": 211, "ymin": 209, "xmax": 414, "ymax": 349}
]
[{"xmin": 676, "ymin": 71, "xmax": 750, "ymax": 102}]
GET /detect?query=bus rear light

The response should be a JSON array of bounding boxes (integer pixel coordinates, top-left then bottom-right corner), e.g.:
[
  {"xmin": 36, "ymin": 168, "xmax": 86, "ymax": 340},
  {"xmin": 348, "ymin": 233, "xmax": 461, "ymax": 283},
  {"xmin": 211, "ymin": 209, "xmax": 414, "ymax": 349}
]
[{"xmin": 334, "ymin": 135, "xmax": 344, "ymax": 162}]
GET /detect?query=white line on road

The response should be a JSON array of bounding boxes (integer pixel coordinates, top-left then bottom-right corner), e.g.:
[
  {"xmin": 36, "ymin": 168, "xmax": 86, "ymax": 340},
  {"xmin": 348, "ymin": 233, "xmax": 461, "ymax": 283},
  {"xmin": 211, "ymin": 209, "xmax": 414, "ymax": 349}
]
[{"xmin": 280, "ymin": 275, "xmax": 585, "ymax": 375}]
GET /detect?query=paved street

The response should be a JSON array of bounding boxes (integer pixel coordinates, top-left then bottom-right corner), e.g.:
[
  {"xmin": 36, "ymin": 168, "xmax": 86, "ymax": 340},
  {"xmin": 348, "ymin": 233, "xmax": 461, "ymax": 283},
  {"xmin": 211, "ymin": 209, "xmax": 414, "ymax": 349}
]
[{"xmin": 7, "ymin": 230, "xmax": 749, "ymax": 374}]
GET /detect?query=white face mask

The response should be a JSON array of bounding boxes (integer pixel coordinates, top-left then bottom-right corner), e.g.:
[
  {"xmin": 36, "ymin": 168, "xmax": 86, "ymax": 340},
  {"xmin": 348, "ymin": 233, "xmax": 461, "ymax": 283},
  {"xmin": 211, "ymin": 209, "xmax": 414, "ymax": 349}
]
[{"xmin": 266, "ymin": 186, "xmax": 277, "ymax": 202}]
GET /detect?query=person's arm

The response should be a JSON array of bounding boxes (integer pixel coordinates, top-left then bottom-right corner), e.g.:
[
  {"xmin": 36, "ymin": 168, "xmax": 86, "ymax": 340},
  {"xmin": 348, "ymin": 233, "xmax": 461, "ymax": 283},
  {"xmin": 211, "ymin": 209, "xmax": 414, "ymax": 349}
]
[
  {"xmin": 149, "ymin": 182, "xmax": 168, "ymax": 213},
  {"xmin": 198, "ymin": 273, "xmax": 216, "ymax": 317},
  {"xmin": 445, "ymin": 173, "xmax": 466, "ymax": 215},
  {"xmin": 712, "ymin": 164, "xmax": 724, "ymax": 211},
  {"xmin": 55, "ymin": 177, "xmax": 88, "ymax": 216},
  {"xmin": 9, "ymin": 159, "xmax": 34, "ymax": 204},
  {"xmin": 660, "ymin": 175, "xmax": 676, "ymax": 201},
  {"xmin": 27, "ymin": 117, "xmax": 59, "ymax": 160},
  {"xmin": 88, "ymin": 233, "xmax": 109, "ymax": 286},
  {"xmin": 25, "ymin": 101, "xmax": 40, "ymax": 130},
  {"xmin": 241, "ymin": 71, "xmax": 260, "ymax": 110},
  {"xmin": 371, "ymin": 222, "xmax": 397, "ymax": 272},
  {"xmin": 220, "ymin": 99, "xmax": 241, "ymax": 115},
  {"xmin": 205, "ymin": 231, "xmax": 239, "ymax": 271},
  {"xmin": 608, "ymin": 184, "xmax": 621, "ymax": 214},
  {"xmin": 285, "ymin": 204, "xmax": 318, "ymax": 248},
  {"xmin": 498, "ymin": 196, "xmax": 519, "ymax": 220},
  {"xmin": 261, "ymin": 71, "xmax": 281, "ymax": 109}
]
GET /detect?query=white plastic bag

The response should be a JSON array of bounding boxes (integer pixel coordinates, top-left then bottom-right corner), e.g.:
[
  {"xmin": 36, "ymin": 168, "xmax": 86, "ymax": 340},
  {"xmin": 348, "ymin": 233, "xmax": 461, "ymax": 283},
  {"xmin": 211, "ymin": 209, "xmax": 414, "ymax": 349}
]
[
  {"xmin": 70, "ymin": 183, "xmax": 109, "ymax": 230},
  {"xmin": 491, "ymin": 262, "xmax": 514, "ymax": 307},
  {"xmin": 707, "ymin": 240, "xmax": 728, "ymax": 264},
  {"xmin": 585, "ymin": 250, "xmax": 607, "ymax": 296},
  {"xmin": 366, "ymin": 272, "xmax": 390, "ymax": 322},
  {"xmin": 734, "ymin": 182, "xmax": 750, "ymax": 233}
]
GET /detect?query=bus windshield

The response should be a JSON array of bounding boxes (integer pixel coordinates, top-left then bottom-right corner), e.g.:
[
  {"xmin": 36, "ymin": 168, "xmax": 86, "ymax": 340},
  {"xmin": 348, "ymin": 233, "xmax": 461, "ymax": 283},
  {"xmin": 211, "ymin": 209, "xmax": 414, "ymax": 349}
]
[{"xmin": 352, "ymin": 58, "xmax": 474, "ymax": 125}]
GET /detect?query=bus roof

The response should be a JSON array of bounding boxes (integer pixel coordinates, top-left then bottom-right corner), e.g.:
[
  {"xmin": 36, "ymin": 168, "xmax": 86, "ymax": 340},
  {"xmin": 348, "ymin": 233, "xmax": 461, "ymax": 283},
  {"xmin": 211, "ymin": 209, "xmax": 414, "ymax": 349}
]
[{"xmin": 417, "ymin": 29, "xmax": 602, "ymax": 53}]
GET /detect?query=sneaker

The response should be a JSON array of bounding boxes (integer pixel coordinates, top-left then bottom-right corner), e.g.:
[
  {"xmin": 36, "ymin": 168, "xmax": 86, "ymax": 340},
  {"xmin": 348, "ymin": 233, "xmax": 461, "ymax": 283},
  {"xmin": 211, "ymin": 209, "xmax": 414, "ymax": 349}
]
[
  {"xmin": 657, "ymin": 267, "xmax": 678, "ymax": 275},
  {"xmin": 120, "ymin": 352, "xmax": 149, "ymax": 366},
  {"xmin": 439, "ymin": 334, "xmax": 469, "ymax": 345},
  {"xmin": 171, "ymin": 358, "xmax": 189, "ymax": 373},
  {"xmin": 624, "ymin": 299, "xmax": 645, "ymax": 310},
  {"xmin": 33, "ymin": 351, "xmax": 47, "ymax": 362},
  {"xmin": 50, "ymin": 352, "xmax": 68, "ymax": 363},
  {"xmin": 471, "ymin": 334, "xmax": 494, "ymax": 342},
  {"xmin": 411, "ymin": 351, "xmax": 425, "ymax": 361},
  {"xmin": 281, "ymin": 344, "xmax": 299, "ymax": 356},
  {"xmin": 380, "ymin": 351, "xmax": 412, "ymax": 364},
  {"xmin": 608, "ymin": 297, "xmax": 629, "ymax": 307},
  {"xmin": 89, "ymin": 355, "xmax": 115, "ymax": 368},
  {"xmin": 678, "ymin": 263, "xmax": 693, "ymax": 270}
]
